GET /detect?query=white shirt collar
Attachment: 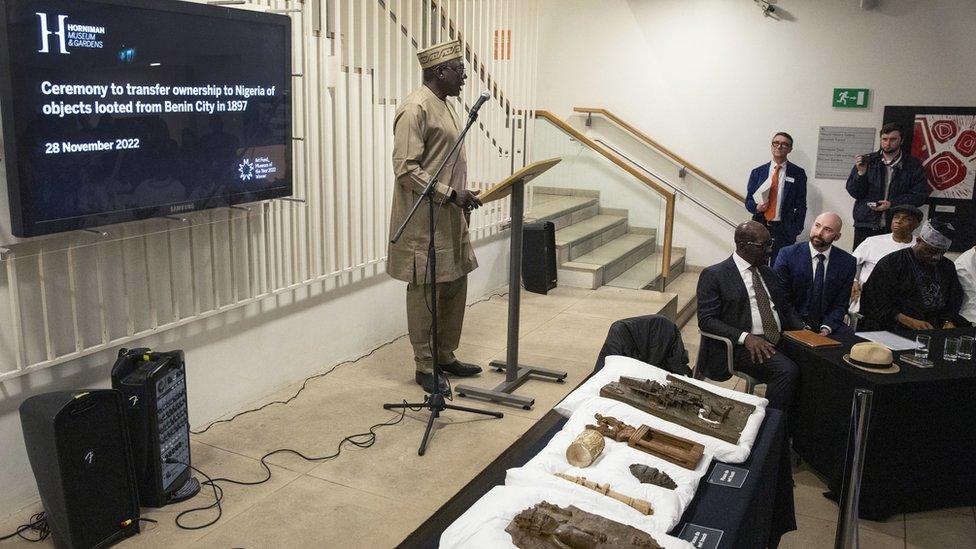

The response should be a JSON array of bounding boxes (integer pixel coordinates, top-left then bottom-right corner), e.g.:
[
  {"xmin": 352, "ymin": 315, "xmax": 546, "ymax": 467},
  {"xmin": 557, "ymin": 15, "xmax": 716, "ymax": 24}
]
[
  {"xmin": 770, "ymin": 159, "xmax": 787, "ymax": 170},
  {"xmin": 882, "ymin": 151, "xmax": 903, "ymax": 166},
  {"xmin": 809, "ymin": 242, "xmax": 832, "ymax": 260},
  {"xmin": 733, "ymin": 252, "xmax": 753, "ymax": 273}
]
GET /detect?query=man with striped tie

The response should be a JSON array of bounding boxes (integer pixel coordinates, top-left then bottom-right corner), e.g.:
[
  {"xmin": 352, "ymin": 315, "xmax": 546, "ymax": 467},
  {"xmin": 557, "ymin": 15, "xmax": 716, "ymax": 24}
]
[
  {"xmin": 695, "ymin": 221, "xmax": 805, "ymax": 412},
  {"xmin": 745, "ymin": 132, "xmax": 808, "ymax": 263}
]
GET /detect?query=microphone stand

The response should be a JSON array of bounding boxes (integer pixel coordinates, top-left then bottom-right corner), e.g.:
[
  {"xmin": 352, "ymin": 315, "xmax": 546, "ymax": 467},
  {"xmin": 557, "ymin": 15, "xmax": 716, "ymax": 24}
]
[{"xmin": 383, "ymin": 99, "xmax": 503, "ymax": 457}]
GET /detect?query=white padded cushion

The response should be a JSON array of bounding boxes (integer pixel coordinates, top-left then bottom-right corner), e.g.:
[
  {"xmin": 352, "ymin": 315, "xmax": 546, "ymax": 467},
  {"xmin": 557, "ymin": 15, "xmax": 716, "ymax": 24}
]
[
  {"xmin": 440, "ymin": 484, "xmax": 694, "ymax": 549},
  {"xmin": 506, "ymin": 397, "xmax": 713, "ymax": 532},
  {"xmin": 554, "ymin": 355, "xmax": 767, "ymax": 463}
]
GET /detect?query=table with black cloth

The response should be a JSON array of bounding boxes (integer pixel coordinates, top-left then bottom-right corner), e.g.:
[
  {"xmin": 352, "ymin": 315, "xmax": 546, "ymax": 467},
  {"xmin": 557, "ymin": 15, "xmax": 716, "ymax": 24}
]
[
  {"xmin": 784, "ymin": 327, "xmax": 976, "ymax": 520},
  {"xmin": 398, "ymin": 407, "xmax": 795, "ymax": 548}
]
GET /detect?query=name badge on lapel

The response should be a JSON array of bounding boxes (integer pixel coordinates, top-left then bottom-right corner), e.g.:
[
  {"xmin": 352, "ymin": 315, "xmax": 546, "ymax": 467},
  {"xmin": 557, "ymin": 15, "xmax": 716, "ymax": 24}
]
[{"xmin": 785, "ymin": 176, "xmax": 796, "ymax": 183}]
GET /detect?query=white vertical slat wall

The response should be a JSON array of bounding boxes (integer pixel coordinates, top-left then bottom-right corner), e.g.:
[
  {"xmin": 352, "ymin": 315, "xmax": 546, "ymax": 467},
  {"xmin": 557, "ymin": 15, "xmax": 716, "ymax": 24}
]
[{"xmin": 0, "ymin": 0, "xmax": 540, "ymax": 382}]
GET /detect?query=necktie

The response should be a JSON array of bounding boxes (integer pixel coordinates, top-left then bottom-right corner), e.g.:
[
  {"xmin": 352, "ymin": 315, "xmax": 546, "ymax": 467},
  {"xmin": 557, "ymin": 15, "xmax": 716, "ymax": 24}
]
[
  {"xmin": 750, "ymin": 266, "xmax": 780, "ymax": 344},
  {"xmin": 765, "ymin": 164, "xmax": 780, "ymax": 222},
  {"xmin": 809, "ymin": 253, "xmax": 826, "ymax": 328}
]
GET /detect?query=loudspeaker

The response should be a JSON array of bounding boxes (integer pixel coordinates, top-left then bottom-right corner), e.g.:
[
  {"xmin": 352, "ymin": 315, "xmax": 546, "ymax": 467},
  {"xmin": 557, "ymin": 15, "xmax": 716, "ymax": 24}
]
[
  {"xmin": 112, "ymin": 348, "xmax": 197, "ymax": 508},
  {"xmin": 19, "ymin": 390, "xmax": 141, "ymax": 549},
  {"xmin": 522, "ymin": 221, "xmax": 557, "ymax": 294}
]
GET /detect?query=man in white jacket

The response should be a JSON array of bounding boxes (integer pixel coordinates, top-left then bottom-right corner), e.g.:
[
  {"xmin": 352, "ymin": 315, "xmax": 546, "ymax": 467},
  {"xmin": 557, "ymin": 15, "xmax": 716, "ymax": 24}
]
[
  {"xmin": 849, "ymin": 204, "xmax": 922, "ymax": 313},
  {"xmin": 956, "ymin": 245, "xmax": 976, "ymax": 324}
]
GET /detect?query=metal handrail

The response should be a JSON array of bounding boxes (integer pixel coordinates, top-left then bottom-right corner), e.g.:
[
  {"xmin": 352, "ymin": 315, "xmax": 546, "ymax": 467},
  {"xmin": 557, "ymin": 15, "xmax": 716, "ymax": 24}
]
[
  {"xmin": 594, "ymin": 138, "xmax": 738, "ymax": 229},
  {"xmin": 575, "ymin": 107, "xmax": 745, "ymax": 203},
  {"xmin": 534, "ymin": 110, "xmax": 674, "ymax": 280}
]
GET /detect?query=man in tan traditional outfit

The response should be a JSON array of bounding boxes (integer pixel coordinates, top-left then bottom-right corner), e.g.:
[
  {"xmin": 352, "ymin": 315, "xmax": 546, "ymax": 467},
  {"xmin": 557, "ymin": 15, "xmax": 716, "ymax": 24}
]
[{"xmin": 388, "ymin": 40, "xmax": 484, "ymax": 394}]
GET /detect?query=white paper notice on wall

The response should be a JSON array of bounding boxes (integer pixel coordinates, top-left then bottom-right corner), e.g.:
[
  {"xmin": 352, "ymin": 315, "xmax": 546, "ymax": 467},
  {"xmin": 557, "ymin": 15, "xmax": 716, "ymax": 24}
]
[
  {"xmin": 815, "ymin": 126, "xmax": 877, "ymax": 180},
  {"xmin": 935, "ymin": 205, "xmax": 957, "ymax": 213}
]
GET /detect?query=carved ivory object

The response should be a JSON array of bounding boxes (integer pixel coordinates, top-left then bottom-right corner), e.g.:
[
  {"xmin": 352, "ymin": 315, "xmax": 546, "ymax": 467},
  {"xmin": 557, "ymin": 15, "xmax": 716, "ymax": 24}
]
[
  {"xmin": 554, "ymin": 473, "xmax": 654, "ymax": 516},
  {"xmin": 566, "ymin": 429, "xmax": 606, "ymax": 467}
]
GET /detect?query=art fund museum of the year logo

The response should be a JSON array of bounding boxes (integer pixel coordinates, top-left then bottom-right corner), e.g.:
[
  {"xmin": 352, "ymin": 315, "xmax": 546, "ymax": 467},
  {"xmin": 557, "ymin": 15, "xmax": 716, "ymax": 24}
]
[
  {"xmin": 36, "ymin": 12, "xmax": 106, "ymax": 54},
  {"xmin": 238, "ymin": 156, "xmax": 278, "ymax": 182}
]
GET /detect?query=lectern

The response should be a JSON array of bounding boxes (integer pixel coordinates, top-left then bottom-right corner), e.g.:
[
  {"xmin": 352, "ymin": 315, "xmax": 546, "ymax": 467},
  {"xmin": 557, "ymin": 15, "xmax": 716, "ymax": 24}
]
[{"xmin": 456, "ymin": 158, "xmax": 568, "ymax": 409}]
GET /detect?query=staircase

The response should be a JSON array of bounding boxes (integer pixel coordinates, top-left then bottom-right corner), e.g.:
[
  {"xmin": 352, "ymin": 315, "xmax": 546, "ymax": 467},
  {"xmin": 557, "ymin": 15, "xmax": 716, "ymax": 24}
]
[{"xmin": 527, "ymin": 186, "xmax": 697, "ymax": 325}]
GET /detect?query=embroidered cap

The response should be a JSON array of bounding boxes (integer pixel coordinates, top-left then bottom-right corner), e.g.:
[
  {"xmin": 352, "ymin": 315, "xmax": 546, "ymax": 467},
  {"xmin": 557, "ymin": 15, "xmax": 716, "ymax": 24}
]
[
  {"xmin": 417, "ymin": 40, "xmax": 463, "ymax": 69},
  {"xmin": 919, "ymin": 218, "xmax": 955, "ymax": 250}
]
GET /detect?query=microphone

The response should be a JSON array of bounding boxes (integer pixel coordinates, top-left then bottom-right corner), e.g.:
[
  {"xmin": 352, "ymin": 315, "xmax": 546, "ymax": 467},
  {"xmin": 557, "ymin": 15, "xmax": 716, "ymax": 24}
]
[{"xmin": 468, "ymin": 91, "xmax": 491, "ymax": 119}]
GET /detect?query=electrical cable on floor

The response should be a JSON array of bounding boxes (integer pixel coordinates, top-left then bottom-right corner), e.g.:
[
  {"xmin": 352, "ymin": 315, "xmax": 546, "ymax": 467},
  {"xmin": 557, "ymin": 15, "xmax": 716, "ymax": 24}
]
[
  {"xmin": 1, "ymin": 290, "xmax": 506, "ymax": 537},
  {"xmin": 171, "ymin": 403, "xmax": 413, "ymax": 530},
  {"xmin": 190, "ymin": 333, "xmax": 408, "ymax": 435},
  {"xmin": 0, "ymin": 511, "xmax": 50, "ymax": 542},
  {"xmin": 190, "ymin": 290, "xmax": 506, "ymax": 436}
]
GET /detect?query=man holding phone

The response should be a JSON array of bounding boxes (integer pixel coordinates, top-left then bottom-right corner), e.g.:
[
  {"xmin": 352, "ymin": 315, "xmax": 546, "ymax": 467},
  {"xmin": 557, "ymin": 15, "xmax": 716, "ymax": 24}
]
[{"xmin": 846, "ymin": 123, "xmax": 929, "ymax": 248}]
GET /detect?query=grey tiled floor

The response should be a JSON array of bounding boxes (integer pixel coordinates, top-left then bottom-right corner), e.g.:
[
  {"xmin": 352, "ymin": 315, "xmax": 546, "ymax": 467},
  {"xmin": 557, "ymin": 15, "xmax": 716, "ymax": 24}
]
[{"xmin": 1, "ymin": 285, "xmax": 973, "ymax": 548}]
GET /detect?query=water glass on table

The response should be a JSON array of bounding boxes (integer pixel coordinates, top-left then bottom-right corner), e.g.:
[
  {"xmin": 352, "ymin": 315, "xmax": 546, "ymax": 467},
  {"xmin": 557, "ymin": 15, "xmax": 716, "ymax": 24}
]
[
  {"xmin": 944, "ymin": 337, "xmax": 961, "ymax": 362},
  {"xmin": 959, "ymin": 336, "xmax": 974, "ymax": 360},
  {"xmin": 915, "ymin": 334, "xmax": 931, "ymax": 359}
]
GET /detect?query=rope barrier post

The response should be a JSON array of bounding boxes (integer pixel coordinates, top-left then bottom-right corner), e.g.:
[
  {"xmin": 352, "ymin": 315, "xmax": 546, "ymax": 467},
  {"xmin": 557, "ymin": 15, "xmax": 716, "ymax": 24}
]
[{"xmin": 834, "ymin": 388, "xmax": 873, "ymax": 549}]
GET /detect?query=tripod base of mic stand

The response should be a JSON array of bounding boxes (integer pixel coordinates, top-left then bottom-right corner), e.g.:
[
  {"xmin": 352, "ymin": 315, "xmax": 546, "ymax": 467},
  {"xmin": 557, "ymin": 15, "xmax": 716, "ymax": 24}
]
[
  {"xmin": 455, "ymin": 360, "xmax": 568, "ymax": 410},
  {"xmin": 383, "ymin": 392, "xmax": 504, "ymax": 456}
]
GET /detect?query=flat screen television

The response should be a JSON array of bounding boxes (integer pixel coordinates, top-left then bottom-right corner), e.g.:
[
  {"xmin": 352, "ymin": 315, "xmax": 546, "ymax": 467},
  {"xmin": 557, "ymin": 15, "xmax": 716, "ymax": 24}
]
[{"xmin": 0, "ymin": 0, "xmax": 292, "ymax": 237}]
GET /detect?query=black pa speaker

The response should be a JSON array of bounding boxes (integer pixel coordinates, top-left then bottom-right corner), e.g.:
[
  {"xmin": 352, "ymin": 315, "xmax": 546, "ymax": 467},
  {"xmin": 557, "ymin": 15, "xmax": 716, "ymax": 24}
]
[
  {"xmin": 112, "ymin": 348, "xmax": 197, "ymax": 508},
  {"xmin": 19, "ymin": 390, "xmax": 141, "ymax": 549},
  {"xmin": 522, "ymin": 221, "xmax": 557, "ymax": 294}
]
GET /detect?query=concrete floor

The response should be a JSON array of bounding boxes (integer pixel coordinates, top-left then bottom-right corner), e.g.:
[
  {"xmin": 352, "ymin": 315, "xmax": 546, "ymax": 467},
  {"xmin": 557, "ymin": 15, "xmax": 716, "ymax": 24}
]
[{"xmin": 1, "ymin": 285, "xmax": 974, "ymax": 548}]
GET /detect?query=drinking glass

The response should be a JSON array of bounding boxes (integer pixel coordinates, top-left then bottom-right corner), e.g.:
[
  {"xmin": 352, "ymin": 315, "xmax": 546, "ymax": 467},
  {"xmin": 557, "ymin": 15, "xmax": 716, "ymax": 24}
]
[
  {"xmin": 915, "ymin": 334, "xmax": 931, "ymax": 359},
  {"xmin": 944, "ymin": 337, "xmax": 960, "ymax": 362},
  {"xmin": 959, "ymin": 336, "xmax": 974, "ymax": 360}
]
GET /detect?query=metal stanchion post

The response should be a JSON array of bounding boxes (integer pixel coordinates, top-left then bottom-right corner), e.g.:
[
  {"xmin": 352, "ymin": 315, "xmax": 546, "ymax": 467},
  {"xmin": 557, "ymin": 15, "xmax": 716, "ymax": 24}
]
[{"xmin": 834, "ymin": 388, "xmax": 873, "ymax": 549}]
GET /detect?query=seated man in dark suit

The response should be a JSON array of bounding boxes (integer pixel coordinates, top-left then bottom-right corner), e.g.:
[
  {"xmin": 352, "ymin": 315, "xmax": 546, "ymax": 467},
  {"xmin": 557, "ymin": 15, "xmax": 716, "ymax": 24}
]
[
  {"xmin": 696, "ymin": 221, "xmax": 805, "ymax": 412},
  {"xmin": 773, "ymin": 212, "xmax": 856, "ymax": 337}
]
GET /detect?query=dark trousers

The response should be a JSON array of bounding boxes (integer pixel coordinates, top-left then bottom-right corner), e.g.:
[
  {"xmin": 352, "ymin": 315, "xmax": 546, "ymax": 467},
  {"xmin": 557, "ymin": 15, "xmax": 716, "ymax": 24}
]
[
  {"xmin": 732, "ymin": 345, "xmax": 799, "ymax": 413},
  {"xmin": 756, "ymin": 219, "xmax": 795, "ymax": 264},
  {"xmin": 853, "ymin": 226, "xmax": 887, "ymax": 250}
]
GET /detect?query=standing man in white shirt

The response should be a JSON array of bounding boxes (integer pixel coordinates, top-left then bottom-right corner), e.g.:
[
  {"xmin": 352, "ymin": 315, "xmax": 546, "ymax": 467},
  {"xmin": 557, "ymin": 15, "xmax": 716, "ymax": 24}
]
[
  {"xmin": 745, "ymin": 132, "xmax": 808, "ymax": 263},
  {"xmin": 956, "ymin": 245, "xmax": 976, "ymax": 324},
  {"xmin": 849, "ymin": 205, "xmax": 922, "ymax": 314}
]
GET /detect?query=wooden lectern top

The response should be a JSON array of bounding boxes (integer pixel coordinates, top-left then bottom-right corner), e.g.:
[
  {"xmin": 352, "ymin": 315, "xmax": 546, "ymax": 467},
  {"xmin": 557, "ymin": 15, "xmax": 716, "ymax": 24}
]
[{"xmin": 478, "ymin": 157, "xmax": 562, "ymax": 203}]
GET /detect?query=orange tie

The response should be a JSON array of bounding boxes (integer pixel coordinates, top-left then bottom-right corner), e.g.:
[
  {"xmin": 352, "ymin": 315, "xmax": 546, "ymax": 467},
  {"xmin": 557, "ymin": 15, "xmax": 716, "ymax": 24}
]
[{"xmin": 765, "ymin": 164, "xmax": 780, "ymax": 222}]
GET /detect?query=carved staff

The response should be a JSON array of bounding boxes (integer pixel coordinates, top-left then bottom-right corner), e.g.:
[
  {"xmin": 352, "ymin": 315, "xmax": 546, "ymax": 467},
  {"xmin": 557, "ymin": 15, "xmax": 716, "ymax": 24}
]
[
  {"xmin": 554, "ymin": 473, "xmax": 654, "ymax": 515},
  {"xmin": 587, "ymin": 414, "xmax": 704, "ymax": 470}
]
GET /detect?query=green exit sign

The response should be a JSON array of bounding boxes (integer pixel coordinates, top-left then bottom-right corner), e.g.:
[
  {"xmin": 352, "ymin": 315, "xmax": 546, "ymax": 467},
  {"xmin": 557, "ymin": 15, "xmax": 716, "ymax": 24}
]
[{"xmin": 833, "ymin": 88, "xmax": 870, "ymax": 109}]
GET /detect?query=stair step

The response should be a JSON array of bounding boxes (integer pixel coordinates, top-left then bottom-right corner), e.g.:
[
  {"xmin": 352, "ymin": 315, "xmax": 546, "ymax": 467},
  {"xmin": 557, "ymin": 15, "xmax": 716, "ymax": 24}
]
[
  {"xmin": 526, "ymin": 194, "xmax": 599, "ymax": 230},
  {"xmin": 558, "ymin": 233, "xmax": 655, "ymax": 289},
  {"xmin": 555, "ymin": 214, "xmax": 628, "ymax": 262},
  {"xmin": 605, "ymin": 248, "xmax": 687, "ymax": 290},
  {"xmin": 667, "ymin": 269, "xmax": 700, "ymax": 328}
]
